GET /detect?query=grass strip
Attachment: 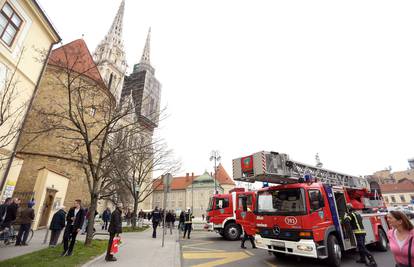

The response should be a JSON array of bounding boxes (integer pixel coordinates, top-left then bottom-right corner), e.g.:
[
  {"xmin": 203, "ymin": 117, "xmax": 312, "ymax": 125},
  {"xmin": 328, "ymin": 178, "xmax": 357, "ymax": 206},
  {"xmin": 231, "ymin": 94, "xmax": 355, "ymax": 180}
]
[{"xmin": 0, "ymin": 239, "xmax": 107, "ymax": 267}]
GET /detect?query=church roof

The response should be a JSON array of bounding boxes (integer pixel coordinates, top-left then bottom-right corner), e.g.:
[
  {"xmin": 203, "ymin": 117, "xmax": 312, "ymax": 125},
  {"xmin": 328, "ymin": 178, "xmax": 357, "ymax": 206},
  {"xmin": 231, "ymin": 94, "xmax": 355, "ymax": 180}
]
[
  {"xmin": 49, "ymin": 39, "xmax": 105, "ymax": 86},
  {"xmin": 215, "ymin": 164, "xmax": 235, "ymax": 185},
  {"xmin": 153, "ymin": 175, "xmax": 197, "ymax": 191}
]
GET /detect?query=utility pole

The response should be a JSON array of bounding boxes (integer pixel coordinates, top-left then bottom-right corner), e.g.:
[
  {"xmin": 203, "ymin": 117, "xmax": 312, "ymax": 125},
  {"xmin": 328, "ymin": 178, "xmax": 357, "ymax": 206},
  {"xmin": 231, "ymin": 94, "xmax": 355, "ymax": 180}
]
[
  {"xmin": 162, "ymin": 173, "xmax": 172, "ymax": 247},
  {"xmin": 210, "ymin": 150, "xmax": 221, "ymax": 194}
]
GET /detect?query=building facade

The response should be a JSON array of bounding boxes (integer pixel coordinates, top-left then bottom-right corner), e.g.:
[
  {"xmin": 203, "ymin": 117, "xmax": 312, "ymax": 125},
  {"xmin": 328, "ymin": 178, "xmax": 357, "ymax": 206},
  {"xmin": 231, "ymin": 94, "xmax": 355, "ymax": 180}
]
[
  {"xmin": 381, "ymin": 179, "xmax": 414, "ymax": 207},
  {"xmin": 13, "ymin": 39, "xmax": 112, "ymax": 229},
  {"xmin": 150, "ymin": 164, "xmax": 235, "ymax": 217},
  {"xmin": 0, "ymin": 0, "xmax": 60, "ymax": 200}
]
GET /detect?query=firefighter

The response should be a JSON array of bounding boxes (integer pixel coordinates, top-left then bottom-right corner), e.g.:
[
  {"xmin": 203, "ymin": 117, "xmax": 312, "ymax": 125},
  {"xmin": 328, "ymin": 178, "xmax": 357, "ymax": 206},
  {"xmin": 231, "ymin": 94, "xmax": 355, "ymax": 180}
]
[{"xmin": 343, "ymin": 203, "xmax": 377, "ymax": 267}]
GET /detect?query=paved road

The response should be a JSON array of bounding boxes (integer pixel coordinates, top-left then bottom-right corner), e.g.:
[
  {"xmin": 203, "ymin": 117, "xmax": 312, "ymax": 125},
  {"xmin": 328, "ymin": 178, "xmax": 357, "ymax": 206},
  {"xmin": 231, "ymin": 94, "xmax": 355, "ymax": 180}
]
[{"xmin": 180, "ymin": 231, "xmax": 395, "ymax": 267}]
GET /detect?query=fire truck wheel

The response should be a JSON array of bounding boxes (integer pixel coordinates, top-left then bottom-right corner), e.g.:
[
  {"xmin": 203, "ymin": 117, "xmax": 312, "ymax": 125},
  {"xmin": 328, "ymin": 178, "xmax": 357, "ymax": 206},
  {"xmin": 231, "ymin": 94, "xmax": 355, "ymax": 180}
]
[
  {"xmin": 326, "ymin": 235, "xmax": 341, "ymax": 267},
  {"xmin": 224, "ymin": 223, "xmax": 241, "ymax": 241},
  {"xmin": 219, "ymin": 230, "xmax": 225, "ymax": 237},
  {"xmin": 376, "ymin": 228, "xmax": 388, "ymax": 252}
]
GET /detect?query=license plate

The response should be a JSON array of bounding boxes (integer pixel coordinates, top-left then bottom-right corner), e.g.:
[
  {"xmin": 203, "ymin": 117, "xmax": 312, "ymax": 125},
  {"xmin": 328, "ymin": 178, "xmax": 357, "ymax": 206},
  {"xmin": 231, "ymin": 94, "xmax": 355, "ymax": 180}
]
[{"xmin": 270, "ymin": 241, "xmax": 285, "ymax": 247}]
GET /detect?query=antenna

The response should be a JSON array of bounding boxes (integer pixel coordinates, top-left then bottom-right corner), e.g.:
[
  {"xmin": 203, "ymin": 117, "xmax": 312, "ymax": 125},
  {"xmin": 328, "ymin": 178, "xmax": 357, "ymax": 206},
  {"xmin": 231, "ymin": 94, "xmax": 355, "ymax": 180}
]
[{"xmin": 315, "ymin": 153, "xmax": 323, "ymax": 168}]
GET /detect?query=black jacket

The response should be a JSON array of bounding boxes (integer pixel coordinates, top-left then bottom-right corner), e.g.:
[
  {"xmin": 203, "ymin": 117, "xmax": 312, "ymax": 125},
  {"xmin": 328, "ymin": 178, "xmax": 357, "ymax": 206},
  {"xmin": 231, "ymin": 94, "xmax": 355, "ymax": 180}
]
[
  {"xmin": 179, "ymin": 212, "xmax": 185, "ymax": 223},
  {"xmin": 0, "ymin": 203, "xmax": 7, "ymax": 222},
  {"xmin": 108, "ymin": 208, "xmax": 122, "ymax": 234},
  {"xmin": 344, "ymin": 210, "xmax": 366, "ymax": 234},
  {"xmin": 102, "ymin": 209, "xmax": 111, "ymax": 221},
  {"xmin": 151, "ymin": 209, "xmax": 162, "ymax": 223},
  {"xmin": 50, "ymin": 209, "xmax": 66, "ymax": 230},
  {"xmin": 66, "ymin": 207, "xmax": 85, "ymax": 230},
  {"xmin": 1, "ymin": 203, "xmax": 18, "ymax": 227},
  {"xmin": 166, "ymin": 212, "xmax": 174, "ymax": 223}
]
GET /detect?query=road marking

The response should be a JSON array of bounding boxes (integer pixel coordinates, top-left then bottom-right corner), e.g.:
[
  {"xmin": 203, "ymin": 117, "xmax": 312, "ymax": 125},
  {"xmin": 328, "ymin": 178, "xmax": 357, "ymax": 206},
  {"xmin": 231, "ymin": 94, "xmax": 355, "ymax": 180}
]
[
  {"xmin": 184, "ymin": 246, "xmax": 225, "ymax": 252},
  {"xmin": 183, "ymin": 252, "xmax": 250, "ymax": 267},
  {"xmin": 264, "ymin": 260, "xmax": 278, "ymax": 267},
  {"xmin": 183, "ymin": 241, "xmax": 214, "ymax": 248},
  {"xmin": 244, "ymin": 250, "xmax": 254, "ymax": 256}
]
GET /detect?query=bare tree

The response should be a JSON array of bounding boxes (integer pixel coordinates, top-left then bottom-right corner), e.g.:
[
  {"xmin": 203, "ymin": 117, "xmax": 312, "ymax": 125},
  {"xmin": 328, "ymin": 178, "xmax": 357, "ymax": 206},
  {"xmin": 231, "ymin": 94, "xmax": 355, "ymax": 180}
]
[
  {"xmin": 106, "ymin": 134, "xmax": 180, "ymax": 228},
  {"xmin": 22, "ymin": 42, "xmax": 165, "ymax": 245}
]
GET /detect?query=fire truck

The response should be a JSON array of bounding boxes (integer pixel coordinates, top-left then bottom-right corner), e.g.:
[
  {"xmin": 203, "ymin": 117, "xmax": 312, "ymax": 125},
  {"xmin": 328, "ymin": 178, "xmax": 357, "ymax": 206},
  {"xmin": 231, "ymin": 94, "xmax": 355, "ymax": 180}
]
[
  {"xmin": 233, "ymin": 151, "xmax": 389, "ymax": 267},
  {"xmin": 205, "ymin": 188, "xmax": 257, "ymax": 241}
]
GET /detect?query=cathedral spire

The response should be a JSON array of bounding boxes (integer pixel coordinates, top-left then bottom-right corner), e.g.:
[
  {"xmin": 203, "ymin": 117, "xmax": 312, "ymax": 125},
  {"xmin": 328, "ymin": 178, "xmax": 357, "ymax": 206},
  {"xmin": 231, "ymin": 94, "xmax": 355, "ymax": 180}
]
[
  {"xmin": 133, "ymin": 27, "xmax": 154, "ymax": 74},
  {"xmin": 93, "ymin": 0, "xmax": 127, "ymax": 104},
  {"xmin": 140, "ymin": 27, "xmax": 151, "ymax": 64}
]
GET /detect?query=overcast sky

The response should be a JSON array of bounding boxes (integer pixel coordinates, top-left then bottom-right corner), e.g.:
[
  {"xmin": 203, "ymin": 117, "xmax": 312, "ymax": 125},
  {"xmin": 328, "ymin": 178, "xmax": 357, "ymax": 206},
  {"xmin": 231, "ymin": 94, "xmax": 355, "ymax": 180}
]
[{"xmin": 38, "ymin": 0, "xmax": 414, "ymax": 178}]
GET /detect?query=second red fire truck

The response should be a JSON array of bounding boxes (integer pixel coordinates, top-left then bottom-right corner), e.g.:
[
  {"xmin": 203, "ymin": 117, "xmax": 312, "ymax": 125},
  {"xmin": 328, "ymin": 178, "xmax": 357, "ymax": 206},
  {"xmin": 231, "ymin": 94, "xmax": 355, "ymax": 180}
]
[
  {"xmin": 232, "ymin": 151, "xmax": 389, "ymax": 267},
  {"xmin": 205, "ymin": 188, "xmax": 257, "ymax": 241}
]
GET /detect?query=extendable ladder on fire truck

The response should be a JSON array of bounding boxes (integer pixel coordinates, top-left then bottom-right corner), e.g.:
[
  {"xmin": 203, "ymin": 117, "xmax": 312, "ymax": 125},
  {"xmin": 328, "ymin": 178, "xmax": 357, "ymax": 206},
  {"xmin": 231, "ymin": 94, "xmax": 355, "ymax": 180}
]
[{"xmin": 232, "ymin": 151, "xmax": 369, "ymax": 190}]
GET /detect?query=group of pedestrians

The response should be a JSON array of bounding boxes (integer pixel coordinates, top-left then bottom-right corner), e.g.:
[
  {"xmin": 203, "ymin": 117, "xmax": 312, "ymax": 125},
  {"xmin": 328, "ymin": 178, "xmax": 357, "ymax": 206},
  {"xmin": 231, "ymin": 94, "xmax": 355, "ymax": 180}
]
[{"xmin": 0, "ymin": 197, "xmax": 34, "ymax": 246}]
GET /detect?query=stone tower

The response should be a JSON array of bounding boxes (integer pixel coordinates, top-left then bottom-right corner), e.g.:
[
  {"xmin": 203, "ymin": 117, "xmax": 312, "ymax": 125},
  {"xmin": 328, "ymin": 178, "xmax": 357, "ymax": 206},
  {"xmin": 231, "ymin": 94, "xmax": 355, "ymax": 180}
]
[
  {"xmin": 121, "ymin": 28, "xmax": 161, "ymax": 131},
  {"xmin": 93, "ymin": 0, "xmax": 127, "ymax": 103}
]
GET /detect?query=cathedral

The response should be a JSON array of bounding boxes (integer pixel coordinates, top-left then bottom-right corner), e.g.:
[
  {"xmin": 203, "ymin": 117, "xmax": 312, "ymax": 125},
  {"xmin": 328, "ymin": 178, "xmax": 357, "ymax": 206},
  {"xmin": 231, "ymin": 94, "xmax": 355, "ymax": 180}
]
[
  {"xmin": 94, "ymin": 0, "xmax": 162, "ymax": 211},
  {"xmin": 9, "ymin": 0, "xmax": 161, "ymax": 229}
]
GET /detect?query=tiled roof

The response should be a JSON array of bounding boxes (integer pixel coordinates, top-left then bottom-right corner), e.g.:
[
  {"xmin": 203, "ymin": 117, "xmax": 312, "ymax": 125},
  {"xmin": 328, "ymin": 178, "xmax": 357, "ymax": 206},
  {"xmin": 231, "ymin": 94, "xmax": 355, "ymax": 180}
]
[
  {"xmin": 153, "ymin": 175, "xmax": 197, "ymax": 191},
  {"xmin": 215, "ymin": 164, "xmax": 235, "ymax": 185},
  {"xmin": 153, "ymin": 164, "xmax": 235, "ymax": 191},
  {"xmin": 49, "ymin": 39, "xmax": 105, "ymax": 86},
  {"xmin": 380, "ymin": 179, "xmax": 414, "ymax": 193}
]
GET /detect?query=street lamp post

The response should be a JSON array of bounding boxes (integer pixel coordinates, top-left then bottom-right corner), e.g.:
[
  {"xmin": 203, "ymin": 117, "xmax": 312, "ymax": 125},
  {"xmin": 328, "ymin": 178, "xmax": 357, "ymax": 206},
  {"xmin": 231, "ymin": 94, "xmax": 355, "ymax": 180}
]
[{"xmin": 210, "ymin": 150, "xmax": 221, "ymax": 194}]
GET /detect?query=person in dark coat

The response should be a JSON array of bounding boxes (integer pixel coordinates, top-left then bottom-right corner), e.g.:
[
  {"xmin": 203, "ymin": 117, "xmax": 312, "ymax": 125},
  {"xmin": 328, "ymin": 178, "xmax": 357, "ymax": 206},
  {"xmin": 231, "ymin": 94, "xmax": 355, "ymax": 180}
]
[
  {"xmin": 150, "ymin": 207, "xmax": 161, "ymax": 238},
  {"xmin": 0, "ymin": 198, "xmax": 12, "ymax": 225},
  {"xmin": 15, "ymin": 201, "xmax": 35, "ymax": 246},
  {"xmin": 106, "ymin": 204, "xmax": 122, "ymax": 262},
  {"xmin": 183, "ymin": 208, "xmax": 194, "ymax": 239},
  {"xmin": 165, "ymin": 210, "xmax": 174, "ymax": 235},
  {"xmin": 102, "ymin": 208, "xmax": 111, "ymax": 230},
  {"xmin": 62, "ymin": 200, "xmax": 85, "ymax": 256},
  {"xmin": 178, "ymin": 211, "xmax": 185, "ymax": 231},
  {"xmin": 0, "ymin": 198, "xmax": 20, "ymax": 244},
  {"xmin": 49, "ymin": 206, "xmax": 66, "ymax": 247},
  {"xmin": 343, "ymin": 203, "xmax": 377, "ymax": 267}
]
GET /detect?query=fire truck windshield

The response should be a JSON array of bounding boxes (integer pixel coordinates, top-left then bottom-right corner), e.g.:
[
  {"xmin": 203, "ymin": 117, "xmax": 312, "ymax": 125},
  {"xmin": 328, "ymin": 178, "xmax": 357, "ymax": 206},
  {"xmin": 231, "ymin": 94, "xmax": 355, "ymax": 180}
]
[{"xmin": 257, "ymin": 188, "xmax": 306, "ymax": 215}]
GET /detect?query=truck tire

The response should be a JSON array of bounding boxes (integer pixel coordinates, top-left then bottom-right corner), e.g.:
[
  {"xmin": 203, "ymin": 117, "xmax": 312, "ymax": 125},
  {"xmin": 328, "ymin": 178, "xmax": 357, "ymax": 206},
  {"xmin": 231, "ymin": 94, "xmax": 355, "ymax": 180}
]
[
  {"xmin": 326, "ymin": 235, "xmax": 341, "ymax": 267},
  {"xmin": 219, "ymin": 229, "xmax": 225, "ymax": 237},
  {"xmin": 376, "ymin": 228, "xmax": 388, "ymax": 252},
  {"xmin": 224, "ymin": 223, "xmax": 241, "ymax": 241}
]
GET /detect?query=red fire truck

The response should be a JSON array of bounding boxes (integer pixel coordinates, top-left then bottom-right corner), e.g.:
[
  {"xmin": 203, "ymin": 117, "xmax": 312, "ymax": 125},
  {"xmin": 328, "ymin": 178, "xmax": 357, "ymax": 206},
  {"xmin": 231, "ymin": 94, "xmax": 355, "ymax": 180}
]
[
  {"xmin": 205, "ymin": 188, "xmax": 257, "ymax": 241},
  {"xmin": 233, "ymin": 151, "xmax": 389, "ymax": 267}
]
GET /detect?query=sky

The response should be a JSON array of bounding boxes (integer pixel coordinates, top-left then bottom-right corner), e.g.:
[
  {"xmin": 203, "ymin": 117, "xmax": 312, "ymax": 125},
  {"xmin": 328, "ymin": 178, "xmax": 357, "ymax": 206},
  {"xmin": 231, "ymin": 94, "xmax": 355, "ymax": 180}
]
[{"xmin": 37, "ymin": 0, "xmax": 414, "ymax": 178}]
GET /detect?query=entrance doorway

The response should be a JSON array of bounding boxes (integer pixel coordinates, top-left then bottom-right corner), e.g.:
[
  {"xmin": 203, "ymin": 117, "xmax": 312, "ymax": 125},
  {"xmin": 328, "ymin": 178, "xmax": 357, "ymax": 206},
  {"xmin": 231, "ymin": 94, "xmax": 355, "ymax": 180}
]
[
  {"xmin": 38, "ymin": 189, "xmax": 57, "ymax": 228},
  {"xmin": 334, "ymin": 191, "xmax": 356, "ymax": 247}
]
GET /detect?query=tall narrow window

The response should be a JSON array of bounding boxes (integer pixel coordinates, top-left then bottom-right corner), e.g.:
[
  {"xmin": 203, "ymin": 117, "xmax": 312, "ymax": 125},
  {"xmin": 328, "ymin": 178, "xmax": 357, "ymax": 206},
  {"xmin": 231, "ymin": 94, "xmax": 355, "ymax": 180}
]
[
  {"xmin": 0, "ymin": 2, "xmax": 22, "ymax": 47},
  {"xmin": 108, "ymin": 73, "xmax": 113, "ymax": 90}
]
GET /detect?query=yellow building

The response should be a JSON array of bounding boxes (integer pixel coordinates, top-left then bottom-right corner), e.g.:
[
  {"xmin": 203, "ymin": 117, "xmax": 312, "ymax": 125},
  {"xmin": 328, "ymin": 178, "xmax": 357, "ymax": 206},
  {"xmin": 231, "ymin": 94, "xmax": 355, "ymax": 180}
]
[{"xmin": 0, "ymin": 0, "xmax": 60, "ymax": 200}]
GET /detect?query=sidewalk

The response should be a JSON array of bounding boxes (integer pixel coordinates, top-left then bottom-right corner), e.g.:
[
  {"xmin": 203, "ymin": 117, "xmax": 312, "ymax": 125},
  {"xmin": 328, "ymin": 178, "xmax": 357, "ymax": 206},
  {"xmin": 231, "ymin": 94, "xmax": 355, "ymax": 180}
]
[{"xmin": 83, "ymin": 227, "xmax": 180, "ymax": 267}]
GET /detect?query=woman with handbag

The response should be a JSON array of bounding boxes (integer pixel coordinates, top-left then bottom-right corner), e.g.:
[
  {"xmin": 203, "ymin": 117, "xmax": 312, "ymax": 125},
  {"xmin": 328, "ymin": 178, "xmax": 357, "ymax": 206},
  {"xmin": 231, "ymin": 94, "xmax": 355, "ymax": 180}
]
[{"xmin": 387, "ymin": 210, "xmax": 414, "ymax": 267}]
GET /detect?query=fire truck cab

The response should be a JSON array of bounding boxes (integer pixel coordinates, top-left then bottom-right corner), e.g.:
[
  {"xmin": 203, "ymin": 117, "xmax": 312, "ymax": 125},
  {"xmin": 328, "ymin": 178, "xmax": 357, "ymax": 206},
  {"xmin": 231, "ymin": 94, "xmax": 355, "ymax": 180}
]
[
  {"xmin": 233, "ymin": 151, "xmax": 389, "ymax": 267},
  {"xmin": 206, "ymin": 188, "xmax": 256, "ymax": 241}
]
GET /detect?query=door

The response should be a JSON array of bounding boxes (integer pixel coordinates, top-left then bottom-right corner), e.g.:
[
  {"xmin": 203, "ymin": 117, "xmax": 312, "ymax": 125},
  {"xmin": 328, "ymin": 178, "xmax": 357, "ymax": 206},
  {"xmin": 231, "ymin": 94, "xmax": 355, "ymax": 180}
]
[
  {"xmin": 38, "ymin": 189, "xmax": 57, "ymax": 228},
  {"xmin": 333, "ymin": 190, "xmax": 356, "ymax": 248},
  {"xmin": 236, "ymin": 194, "xmax": 255, "ymax": 226},
  {"xmin": 307, "ymin": 189, "xmax": 331, "ymax": 242}
]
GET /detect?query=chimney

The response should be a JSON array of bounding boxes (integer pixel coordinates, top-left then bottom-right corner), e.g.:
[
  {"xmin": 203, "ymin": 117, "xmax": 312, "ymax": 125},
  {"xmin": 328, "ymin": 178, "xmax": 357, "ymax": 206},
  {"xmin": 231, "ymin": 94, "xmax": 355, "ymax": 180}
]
[{"xmin": 186, "ymin": 173, "xmax": 189, "ymax": 181}]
